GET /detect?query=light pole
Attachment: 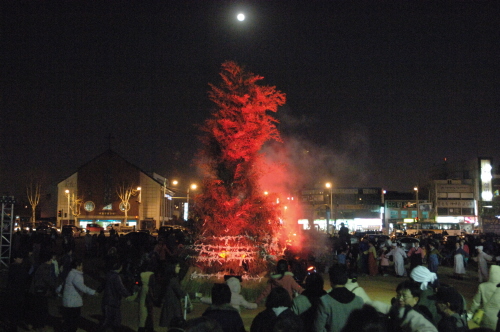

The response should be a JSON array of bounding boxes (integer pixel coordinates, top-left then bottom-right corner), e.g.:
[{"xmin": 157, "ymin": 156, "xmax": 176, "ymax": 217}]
[
  {"xmin": 162, "ymin": 179, "xmax": 168, "ymax": 224},
  {"xmin": 325, "ymin": 182, "xmax": 333, "ymax": 234},
  {"xmin": 185, "ymin": 184, "xmax": 197, "ymax": 221},
  {"xmin": 65, "ymin": 189, "xmax": 70, "ymax": 225},
  {"xmin": 137, "ymin": 187, "xmax": 142, "ymax": 203},
  {"xmin": 136, "ymin": 187, "xmax": 142, "ymax": 226},
  {"xmin": 414, "ymin": 186, "xmax": 419, "ymax": 225}
]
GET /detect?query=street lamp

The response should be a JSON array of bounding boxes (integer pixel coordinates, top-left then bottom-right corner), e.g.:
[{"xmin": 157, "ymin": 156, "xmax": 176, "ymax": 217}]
[
  {"xmin": 136, "ymin": 187, "xmax": 142, "ymax": 225},
  {"xmin": 65, "ymin": 189, "xmax": 70, "ymax": 224},
  {"xmin": 185, "ymin": 184, "xmax": 197, "ymax": 221},
  {"xmin": 414, "ymin": 186, "xmax": 419, "ymax": 224},
  {"xmin": 137, "ymin": 187, "xmax": 142, "ymax": 203},
  {"xmin": 325, "ymin": 182, "xmax": 333, "ymax": 234}
]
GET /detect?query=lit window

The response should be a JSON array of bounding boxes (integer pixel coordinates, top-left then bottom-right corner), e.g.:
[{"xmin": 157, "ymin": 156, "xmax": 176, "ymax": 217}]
[{"xmin": 103, "ymin": 204, "xmax": 112, "ymax": 210}]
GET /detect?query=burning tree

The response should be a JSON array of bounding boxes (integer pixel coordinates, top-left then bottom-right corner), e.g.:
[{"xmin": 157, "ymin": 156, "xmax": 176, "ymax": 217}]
[{"xmin": 194, "ymin": 61, "xmax": 287, "ymax": 276}]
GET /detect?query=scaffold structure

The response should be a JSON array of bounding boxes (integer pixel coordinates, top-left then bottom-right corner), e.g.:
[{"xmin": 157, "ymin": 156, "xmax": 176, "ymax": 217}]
[{"xmin": 0, "ymin": 196, "xmax": 15, "ymax": 268}]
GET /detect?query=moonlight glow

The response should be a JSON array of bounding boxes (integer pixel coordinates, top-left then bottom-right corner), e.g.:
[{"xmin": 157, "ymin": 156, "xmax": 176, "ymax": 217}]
[{"xmin": 237, "ymin": 13, "xmax": 245, "ymax": 21}]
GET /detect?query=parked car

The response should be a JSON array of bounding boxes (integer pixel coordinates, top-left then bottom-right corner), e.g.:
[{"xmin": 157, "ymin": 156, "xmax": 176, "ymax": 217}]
[
  {"xmin": 397, "ymin": 237, "xmax": 420, "ymax": 252},
  {"xmin": 14, "ymin": 222, "xmax": 33, "ymax": 232},
  {"xmin": 120, "ymin": 231, "xmax": 157, "ymax": 251},
  {"xmin": 86, "ymin": 223, "xmax": 104, "ymax": 233},
  {"xmin": 36, "ymin": 224, "xmax": 60, "ymax": 235},
  {"xmin": 62, "ymin": 225, "xmax": 85, "ymax": 237},
  {"xmin": 106, "ymin": 223, "xmax": 135, "ymax": 233},
  {"xmin": 157, "ymin": 225, "xmax": 193, "ymax": 245},
  {"xmin": 366, "ymin": 234, "xmax": 390, "ymax": 247}
]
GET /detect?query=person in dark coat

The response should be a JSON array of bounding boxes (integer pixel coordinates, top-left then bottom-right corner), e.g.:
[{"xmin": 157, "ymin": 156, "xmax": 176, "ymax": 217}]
[
  {"xmin": 100, "ymin": 261, "xmax": 132, "ymax": 331},
  {"xmin": 202, "ymin": 283, "xmax": 245, "ymax": 332},
  {"xmin": 251, "ymin": 287, "xmax": 303, "ymax": 332},
  {"xmin": 97, "ymin": 230, "xmax": 107, "ymax": 257},
  {"xmin": 159, "ymin": 260, "xmax": 187, "ymax": 328},
  {"xmin": 6, "ymin": 252, "xmax": 31, "ymax": 332},
  {"xmin": 29, "ymin": 251, "xmax": 58, "ymax": 331},
  {"xmin": 59, "ymin": 248, "xmax": 74, "ymax": 283}
]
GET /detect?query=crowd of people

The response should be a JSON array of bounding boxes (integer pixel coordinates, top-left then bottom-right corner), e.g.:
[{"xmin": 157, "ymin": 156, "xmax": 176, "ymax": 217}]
[
  {"xmin": 3, "ymin": 227, "xmax": 500, "ymax": 332},
  {"xmin": 3, "ymin": 228, "xmax": 189, "ymax": 332},
  {"xmin": 333, "ymin": 232, "xmax": 499, "ymax": 281}
]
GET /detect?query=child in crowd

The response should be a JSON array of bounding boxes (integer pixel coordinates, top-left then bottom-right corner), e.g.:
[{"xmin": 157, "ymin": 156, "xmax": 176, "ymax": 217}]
[
  {"xmin": 378, "ymin": 246, "xmax": 390, "ymax": 276},
  {"xmin": 337, "ymin": 248, "xmax": 347, "ymax": 266}
]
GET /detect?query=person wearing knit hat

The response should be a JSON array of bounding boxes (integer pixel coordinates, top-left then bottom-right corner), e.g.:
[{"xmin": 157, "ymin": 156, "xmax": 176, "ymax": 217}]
[
  {"xmin": 475, "ymin": 245, "xmax": 493, "ymax": 283},
  {"xmin": 410, "ymin": 266, "xmax": 440, "ymax": 326}
]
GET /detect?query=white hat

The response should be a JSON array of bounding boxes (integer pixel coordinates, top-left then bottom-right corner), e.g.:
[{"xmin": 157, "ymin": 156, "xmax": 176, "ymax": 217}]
[
  {"xmin": 410, "ymin": 266, "xmax": 438, "ymax": 290},
  {"xmin": 477, "ymin": 246, "xmax": 484, "ymax": 251}
]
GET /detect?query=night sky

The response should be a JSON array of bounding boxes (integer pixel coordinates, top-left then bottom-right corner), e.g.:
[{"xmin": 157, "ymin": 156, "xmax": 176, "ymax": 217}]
[{"xmin": 2, "ymin": 0, "xmax": 500, "ymax": 198}]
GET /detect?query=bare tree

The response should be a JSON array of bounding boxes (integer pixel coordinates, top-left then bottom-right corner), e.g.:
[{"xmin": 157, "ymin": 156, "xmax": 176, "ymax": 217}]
[
  {"xmin": 26, "ymin": 180, "xmax": 41, "ymax": 227},
  {"xmin": 116, "ymin": 183, "xmax": 139, "ymax": 225},
  {"xmin": 69, "ymin": 193, "xmax": 83, "ymax": 225}
]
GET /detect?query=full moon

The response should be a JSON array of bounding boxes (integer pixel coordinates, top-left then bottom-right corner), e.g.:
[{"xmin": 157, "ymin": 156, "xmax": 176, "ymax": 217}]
[{"xmin": 237, "ymin": 13, "xmax": 245, "ymax": 21}]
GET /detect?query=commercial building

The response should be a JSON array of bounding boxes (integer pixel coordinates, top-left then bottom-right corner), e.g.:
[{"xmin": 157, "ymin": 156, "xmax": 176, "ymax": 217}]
[
  {"xmin": 300, "ymin": 187, "xmax": 384, "ymax": 233},
  {"xmin": 385, "ymin": 157, "xmax": 494, "ymax": 235},
  {"xmin": 56, "ymin": 150, "xmax": 174, "ymax": 230}
]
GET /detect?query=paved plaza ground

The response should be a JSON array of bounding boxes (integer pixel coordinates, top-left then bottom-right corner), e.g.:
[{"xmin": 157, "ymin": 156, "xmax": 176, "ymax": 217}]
[{"xmin": 0, "ymin": 236, "xmax": 482, "ymax": 331}]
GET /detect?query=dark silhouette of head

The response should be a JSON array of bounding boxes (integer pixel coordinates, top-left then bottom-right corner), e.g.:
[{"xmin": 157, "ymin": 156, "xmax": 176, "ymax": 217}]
[
  {"xmin": 329, "ymin": 264, "xmax": 348, "ymax": 286},
  {"xmin": 266, "ymin": 286, "xmax": 292, "ymax": 309},
  {"xmin": 276, "ymin": 259, "xmax": 289, "ymax": 275},
  {"xmin": 304, "ymin": 272, "xmax": 325, "ymax": 297},
  {"xmin": 211, "ymin": 283, "xmax": 232, "ymax": 306}
]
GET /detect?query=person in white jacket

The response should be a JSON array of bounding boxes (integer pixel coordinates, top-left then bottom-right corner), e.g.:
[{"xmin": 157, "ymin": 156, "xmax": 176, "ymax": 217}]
[
  {"xmin": 386, "ymin": 243, "xmax": 408, "ymax": 277},
  {"xmin": 475, "ymin": 245, "xmax": 493, "ymax": 283},
  {"xmin": 469, "ymin": 264, "xmax": 500, "ymax": 330},
  {"xmin": 61, "ymin": 258, "xmax": 97, "ymax": 332},
  {"xmin": 201, "ymin": 276, "xmax": 258, "ymax": 312}
]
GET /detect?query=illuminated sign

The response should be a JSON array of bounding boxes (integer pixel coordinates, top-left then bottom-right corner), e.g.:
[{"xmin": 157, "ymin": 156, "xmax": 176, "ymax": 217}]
[
  {"xmin": 436, "ymin": 216, "xmax": 463, "ymax": 223},
  {"xmin": 437, "ymin": 185, "xmax": 471, "ymax": 192},
  {"xmin": 480, "ymin": 158, "xmax": 493, "ymax": 201},
  {"xmin": 437, "ymin": 201, "xmax": 474, "ymax": 208}
]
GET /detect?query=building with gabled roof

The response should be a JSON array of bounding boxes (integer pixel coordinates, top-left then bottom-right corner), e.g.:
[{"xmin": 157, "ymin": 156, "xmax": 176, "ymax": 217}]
[{"xmin": 56, "ymin": 149, "xmax": 174, "ymax": 230}]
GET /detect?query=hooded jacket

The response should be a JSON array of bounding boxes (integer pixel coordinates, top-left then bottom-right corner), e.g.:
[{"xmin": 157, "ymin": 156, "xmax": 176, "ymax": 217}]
[
  {"xmin": 314, "ymin": 287, "xmax": 364, "ymax": 332},
  {"xmin": 470, "ymin": 264, "xmax": 500, "ymax": 329}
]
